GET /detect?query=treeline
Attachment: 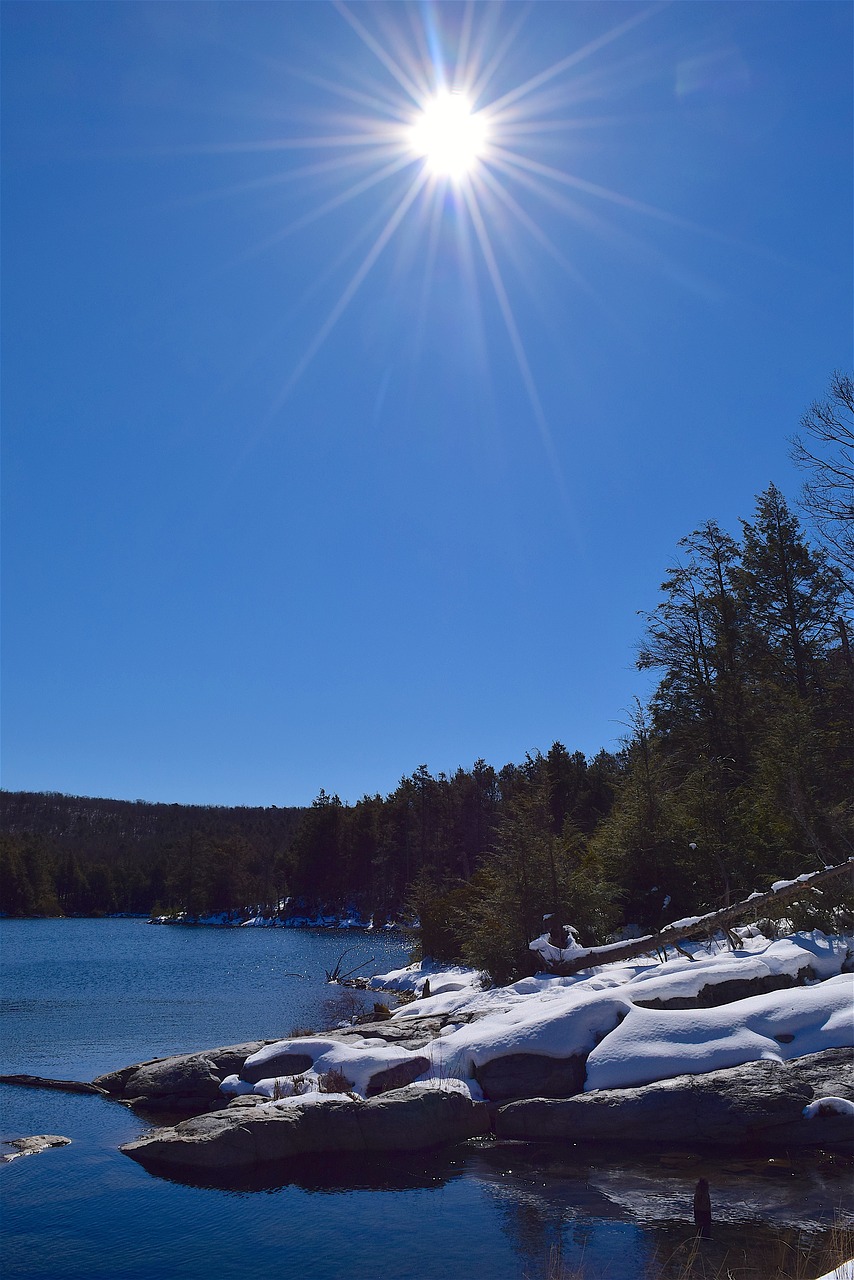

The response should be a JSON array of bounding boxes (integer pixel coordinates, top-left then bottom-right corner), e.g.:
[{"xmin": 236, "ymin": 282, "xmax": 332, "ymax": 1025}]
[
  {"xmin": 0, "ymin": 793, "xmax": 304, "ymax": 917},
  {"xmin": 409, "ymin": 480, "xmax": 853, "ymax": 980},
  {"xmin": 2, "ymin": 381, "xmax": 852, "ymax": 980},
  {"xmin": 286, "ymin": 746, "xmax": 619, "ymax": 929}
]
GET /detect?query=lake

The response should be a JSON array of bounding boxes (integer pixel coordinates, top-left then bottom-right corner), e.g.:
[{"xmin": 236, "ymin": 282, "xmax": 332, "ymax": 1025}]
[{"xmin": 1, "ymin": 919, "xmax": 850, "ymax": 1280}]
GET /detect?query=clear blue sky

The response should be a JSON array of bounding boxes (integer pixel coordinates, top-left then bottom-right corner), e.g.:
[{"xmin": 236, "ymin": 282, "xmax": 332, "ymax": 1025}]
[{"xmin": 2, "ymin": 1, "xmax": 851, "ymax": 807}]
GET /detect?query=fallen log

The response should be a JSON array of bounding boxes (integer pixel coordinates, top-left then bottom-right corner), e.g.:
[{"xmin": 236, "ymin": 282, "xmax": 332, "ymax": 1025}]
[{"xmin": 538, "ymin": 858, "xmax": 854, "ymax": 977}]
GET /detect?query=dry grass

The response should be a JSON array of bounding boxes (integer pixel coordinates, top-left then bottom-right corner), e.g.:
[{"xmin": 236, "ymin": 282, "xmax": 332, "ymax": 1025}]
[
  {"xmin": 529, "ymin": 1219, "xmax": 854, "ymax": 1280},
  {"xmin": 317, "ymin": 1067, "xmax": 354, "ymax": 1094}
]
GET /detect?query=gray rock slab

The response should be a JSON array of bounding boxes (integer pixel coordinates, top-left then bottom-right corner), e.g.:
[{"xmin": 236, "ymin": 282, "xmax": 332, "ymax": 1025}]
[
  {"xmin": 0, "ymin": 1074, "xmax": 107, "ymax": 1095},
  {"xmin": 494, "ymin": 1048, "xmax": 854, "ymax": 1151},
  {"xmin": 1, "ymin": 1135, "xmax": 71, "ymax": 1163},
  {"xmin": 121, "ymin": 1085, "xmax": 490, "ymax": 1172},
  {"xmin": 326, "ymin": 1016, "xmax": 447, "ymax": 1051}
]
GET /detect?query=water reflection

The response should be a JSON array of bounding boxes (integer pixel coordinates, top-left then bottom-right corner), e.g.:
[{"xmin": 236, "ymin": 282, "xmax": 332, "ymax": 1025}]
[
  {"xmin": 135, "ymin": 1146, "xmax": 467, "ymax": 1195},
  {"xmin": 466, "ymin": 1141, "xmax": 853, "ymax": 1280},
  {"xmin": 130, "ymin": 1135, "xmax": 853, "ymax": 1278}
]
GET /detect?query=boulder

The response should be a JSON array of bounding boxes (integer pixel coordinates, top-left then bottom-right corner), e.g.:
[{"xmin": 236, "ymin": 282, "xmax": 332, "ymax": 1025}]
[
  {"xmin": 495, "ymin": 1047, "xmax": 854, "ymax": 1151},
  {"xmin": 122, "ymin": 1055, "xmax": 224, "ymax": 1109},
  {"xmin": 93, "ymin": 1041, "xmax": 274, "ymax": 1110},
  {"xmin": 632, "ymin": 969, "xmax": 808, "ymax": 1011},
  {"xmin": 121, "ymin": 1084, "xmax": 490, "ymax": 1172},
  {"xmin": 366, "ymin": 1056, "xmax": 430, "ymax": 1096},
  {"xmin": 473, "ymin": 1052, "xmax": 586, "ymax": 1102},
  {"xmin": 239, "ymin": 1051, "xmax": 314, "ymax": 1085}
]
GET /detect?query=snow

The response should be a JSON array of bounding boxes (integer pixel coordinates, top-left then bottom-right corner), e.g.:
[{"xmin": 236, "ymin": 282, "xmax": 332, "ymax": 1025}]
[
  {"xmin": 813, "ymin": 1264, "xmax": 854, "ymax": 1280},
  {"xmin": 771, "ymin": 873, "xmax": 822, "ymax": 893},
  {"xmin": 529, "ymin": 929, "xmax": 585, "ymax": 967},
  {"xmin": 367, "ymin": 961, "xmax": 482, "ymax": 997},
  {"xmin": 225, "ymin": 929, "xmax": 853, "ymax": 1104},
  {"xmin": 219, "ymin": 1075, "xmax": 256, "ymax": 1096},
  {"xmin": 803, "ymin": 1096, "xmax": 854, "ymax": 1119},
  {"xmin": 584, "ymin": 973, "xmax": 853, "ymax": 1091},
  {"xmin": 151, "ymin": 907, "xmax": 402, "ymax": 930}
]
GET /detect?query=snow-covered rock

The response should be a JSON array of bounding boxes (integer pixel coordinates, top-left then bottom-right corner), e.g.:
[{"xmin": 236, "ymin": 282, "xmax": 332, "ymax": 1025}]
[{"xmin": 227, "ymin": 931, "xmax": 852, "ymax": 1110}]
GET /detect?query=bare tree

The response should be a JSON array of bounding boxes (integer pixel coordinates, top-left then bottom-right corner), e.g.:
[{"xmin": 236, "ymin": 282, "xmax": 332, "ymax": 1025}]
[{"xmin": 791, "ymin": 372, "xmax": 854, "ymax": 590}]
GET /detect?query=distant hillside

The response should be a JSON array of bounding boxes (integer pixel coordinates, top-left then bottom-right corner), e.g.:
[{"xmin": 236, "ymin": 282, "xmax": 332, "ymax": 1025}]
[
  {"xmin": 0, "ymin": 790, "xmax": 306, "ymax": 917},
  {"xmin": 0, "ymin": 790, "xmax": 305, "ymax": 858}
]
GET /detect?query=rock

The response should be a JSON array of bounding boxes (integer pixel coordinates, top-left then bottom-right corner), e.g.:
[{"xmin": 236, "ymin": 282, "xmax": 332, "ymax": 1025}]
[
  {"xmin": 330, "ymin": 1016, "xmax": 447, "ymax": 1051},
  {"xmin": 239, "ymin": 1051, "xmax": 314, "ymax": 1085},
  {"xmin": 366, "ymin": 1056, "xmax": 430, "ymax": 1096},
  {"xmin": 121, "ymin": 1055, "xmax": 224, "ymax": 1108},
  {"xmin": 0, "ymin": 1074, "xmax": 107, "ymax": 1095},
  {"xmin": 632, "ymin": 969, "xmax": 809, "ymax": 1011},
  {"xmin": 91, "ymin": 1027, "xmax": 442, "ymax": 1116},
  {"xmin": 473, "ymin": 1053, "xmax": 586, "ymax": 1102},
  {"xmin": 93, "ymin": 1041, "xmax": 275, "ymax": 1110},
  {"xmin": 121, "ymin": 1084, "xmax": 490, "ymax": 1172},
  {"xmin": 495, "ymin": 1047, "xmax": 854, "ymax": 1151},
  {"xmin": 1, "ymin": 1135, "xmax": 71, "ymax": 1163}
]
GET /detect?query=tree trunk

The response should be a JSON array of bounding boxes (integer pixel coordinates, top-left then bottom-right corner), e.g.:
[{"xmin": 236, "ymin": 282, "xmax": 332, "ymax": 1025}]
[{"xmin": 538, "ymin": 858, "xmax": 854, "ymax": 976}]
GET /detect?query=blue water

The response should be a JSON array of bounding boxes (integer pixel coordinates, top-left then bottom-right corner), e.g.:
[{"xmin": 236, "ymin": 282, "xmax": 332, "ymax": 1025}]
[{"xmin": 1, "ymin": 920, "xmax": 849, "ymax": 1280}]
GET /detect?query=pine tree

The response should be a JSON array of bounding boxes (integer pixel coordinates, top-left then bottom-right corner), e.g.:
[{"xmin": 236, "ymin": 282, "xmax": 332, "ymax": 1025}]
[
  {"xmin": 639, "ymin": 519, "xmax": 748, "ymax": 775},
  {"xmin": 738, "ymin": 484, "xmax": 843, "ymax": 699}
]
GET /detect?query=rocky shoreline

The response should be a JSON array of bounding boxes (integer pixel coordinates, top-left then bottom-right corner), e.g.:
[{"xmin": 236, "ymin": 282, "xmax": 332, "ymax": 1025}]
[
  {"xmin": 4, "ymin": 1023, "xmax": 852, "ymax": 1179},
  {"xmin": 5, "ymin": 929, "xmax": 852, "ymax": 1181},
  {"xmin": 116, "ymin": 1049, "xmax": 852, "ymax": 1176},
  {"xmin": 52, "ymin": 1009, "xmax": 844, "ymax": 1174}
]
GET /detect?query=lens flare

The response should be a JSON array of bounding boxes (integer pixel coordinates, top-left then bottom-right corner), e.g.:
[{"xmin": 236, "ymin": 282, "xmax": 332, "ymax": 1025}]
[{"xmin": 410, "ymin": 91, "xmax": 487, "ymax": 179}]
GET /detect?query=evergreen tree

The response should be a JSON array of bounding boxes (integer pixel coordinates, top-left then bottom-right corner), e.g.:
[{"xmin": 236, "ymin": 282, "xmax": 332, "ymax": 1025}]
[
  {"xmin": 738, "ymin": 484, "xmax": 843, "ymax": 699},
  {"xmin": 639, "ymin": 520, "xmax": 748, "ymax": 776}
]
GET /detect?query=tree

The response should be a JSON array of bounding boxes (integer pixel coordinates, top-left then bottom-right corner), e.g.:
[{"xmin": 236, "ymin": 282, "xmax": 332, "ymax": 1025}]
[
  {"xmin": 738, "ymin": 484, "xmax": 843, "ymax": 699},
  {"xmin": 792, "ymin": 372, "xmax": 854, "ymax": 587},
  {"xmin": 286, "ymin": 790, "xmax": 345, "ymax": 909}
]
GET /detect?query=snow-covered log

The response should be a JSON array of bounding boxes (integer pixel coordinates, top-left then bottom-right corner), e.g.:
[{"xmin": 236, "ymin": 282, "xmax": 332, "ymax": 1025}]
[{"xmin": 537, "ymin": 858, "xmax": 854, "ymax": 977}]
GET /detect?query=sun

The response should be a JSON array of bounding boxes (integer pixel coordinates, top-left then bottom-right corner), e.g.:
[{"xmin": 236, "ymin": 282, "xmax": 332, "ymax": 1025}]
[{"xmin": 409, "ymin": 90, "xmax": 488, "ymax": 180}]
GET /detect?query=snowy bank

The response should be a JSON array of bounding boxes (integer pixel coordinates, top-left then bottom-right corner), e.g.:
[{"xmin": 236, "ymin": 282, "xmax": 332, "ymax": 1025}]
[
  {"xmin": 149, "ymin": 906, "xmax": 404, "ymax": 930},
  {"xmin": 102, "ymin": 926, "xmax": 853, "ymax": 1175},
  {"xmin": 203, "ymin": 929, "xmax": 854, "ymax": 1126}
]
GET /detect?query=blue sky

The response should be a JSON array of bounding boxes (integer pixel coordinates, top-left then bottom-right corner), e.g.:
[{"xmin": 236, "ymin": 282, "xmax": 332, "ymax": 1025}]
[{"xmin": 2, "ymin": 1, "xmax": 851, "ymax": 807}]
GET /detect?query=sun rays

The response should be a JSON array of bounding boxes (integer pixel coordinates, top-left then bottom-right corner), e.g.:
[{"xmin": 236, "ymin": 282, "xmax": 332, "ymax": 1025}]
[{"xmin": 210, "ymin": 1, "xmax": 681, "ymax": 475}]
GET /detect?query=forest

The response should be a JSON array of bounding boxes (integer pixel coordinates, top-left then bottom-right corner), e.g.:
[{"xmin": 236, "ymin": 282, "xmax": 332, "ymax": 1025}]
[{"xmin": 2, "ymin": 376, "xmax": 852, "ymax": 980}]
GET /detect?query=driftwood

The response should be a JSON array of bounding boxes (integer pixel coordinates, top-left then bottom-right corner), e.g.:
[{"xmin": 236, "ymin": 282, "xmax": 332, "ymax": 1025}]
[
  {"xmin": 538, "ymin": 858, "xmax": 854, "ymax": 977},
  {"xmin": 325, "ymin": 948, "xmax": 375, "ymax": 984}
]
